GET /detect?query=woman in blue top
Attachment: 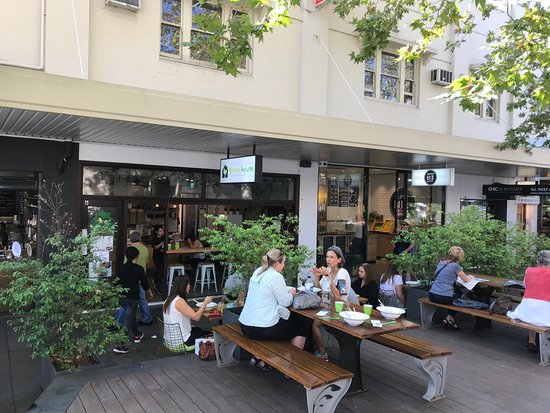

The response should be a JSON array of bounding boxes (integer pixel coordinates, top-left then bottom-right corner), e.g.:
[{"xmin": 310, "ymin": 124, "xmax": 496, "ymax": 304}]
[
  {"xmin": 239, "ymin": 248, "xmax": 307, "ymax": 371},
  {"xmin": 429, "ymin": 246, "xmax": 474, "ymax": 330}
]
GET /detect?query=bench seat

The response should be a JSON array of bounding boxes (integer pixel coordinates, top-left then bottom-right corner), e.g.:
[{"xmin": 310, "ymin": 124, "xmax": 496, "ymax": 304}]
[
  {"xmin": 368, "ymin": 332, "xmax": 451, "ymax": 401},
  {"xmin": 212, "ymin": 323, "xmax": 353, "ymax": 413},
  {"xmin": 418, "ymin": 297, "xmax": 550, "ymax": 366}
]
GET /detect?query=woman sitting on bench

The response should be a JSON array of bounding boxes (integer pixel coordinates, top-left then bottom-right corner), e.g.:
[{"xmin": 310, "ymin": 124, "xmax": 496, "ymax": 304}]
[
  {"xmin": 429, "ymin": 246, "xmax": 474, "ymax": 330},
  {"xmin": 239, "ymin": 248, "xmax": 307, "ymax": 372},
  {"xmin": 508, "ymin": 250, "xmax": 550, "ymax": 353}
]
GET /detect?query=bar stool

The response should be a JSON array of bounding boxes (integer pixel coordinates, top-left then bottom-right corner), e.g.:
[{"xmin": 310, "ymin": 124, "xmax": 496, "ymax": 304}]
[
  {"xmin": 221, "ymin": 262, "xmax": 233, "ymax": 283},
  {"xmin": 167, "ymin": 265, "xmax": 185, "ymax": 295},
  {"xmin": 194, "ymin": 262, "xmax": 217, "ymax": 294}
]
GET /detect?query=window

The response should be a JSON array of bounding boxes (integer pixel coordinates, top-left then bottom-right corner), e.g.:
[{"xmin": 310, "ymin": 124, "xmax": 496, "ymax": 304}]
[
  {"xmin": 474, "ymin": 98, "xmax": 498, "ymax": 121},
  {"xmin": 160, "ymin": 0, "xmax": 249, "ymax": 70},
  {"xmin": 364, "ymin": 50, "xmax": 416, "ymax": 105}
]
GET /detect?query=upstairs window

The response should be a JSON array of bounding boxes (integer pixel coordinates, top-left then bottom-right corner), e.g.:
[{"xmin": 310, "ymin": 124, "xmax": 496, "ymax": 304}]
[
  {"xmin": 474, "ymin": 99, "xmax": 498, "ymax": 121},
  {"xmin": 160, "ymin": 0, "xmax": 249, "ymax": 71},
  {"xmin": 364, "ymin": 50, "xmax": 417, "ymax": 105}
]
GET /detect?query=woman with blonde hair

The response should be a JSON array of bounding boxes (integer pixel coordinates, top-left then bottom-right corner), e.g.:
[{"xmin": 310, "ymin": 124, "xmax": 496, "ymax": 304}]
[
  {"xmin": 429, "ymin": 246, "xmax": 474, "ymax": 330},
  {"xmin": 239, "ymin": 248, "xmax": 306, "ymax": 372}
]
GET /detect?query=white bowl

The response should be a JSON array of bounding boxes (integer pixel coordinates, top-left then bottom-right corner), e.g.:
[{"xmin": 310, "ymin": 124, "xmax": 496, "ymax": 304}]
[
  {"xmin": 377, "ymin": 306, "xmax": 406, "ymax": 320},
  {"xmin": 339, "ymin": 311, "xmax": 370, "ymax": 326},
  {"xmin": 197, "ymin": 301, "xmax": 217, "ymax": 309}
]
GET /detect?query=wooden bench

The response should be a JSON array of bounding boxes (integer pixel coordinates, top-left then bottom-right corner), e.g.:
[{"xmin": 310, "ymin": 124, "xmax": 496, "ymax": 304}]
[
  {"xmin": 212, "ymin": 323, "xmax": 353, "ymax": 413},
  {"xmin": 368, "ymin": 332, "xmax": 452, "ymax": 402},
  {"xmin": 419, "ymin": 297, "xmax": 550, "ymax": 366}
]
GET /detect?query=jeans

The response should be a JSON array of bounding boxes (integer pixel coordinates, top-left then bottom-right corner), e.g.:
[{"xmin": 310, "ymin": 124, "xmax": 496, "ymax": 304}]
[
  {"xmin": 120, "ymin": 298, "xmax": 140, "ymax": 337},
  {"xmin": 115, "ymin": 286, "xmax": 152, "ymax": 324},
  {"xmin": 429, "ymin": 292, "xmax": 457, "ymax": 316}
]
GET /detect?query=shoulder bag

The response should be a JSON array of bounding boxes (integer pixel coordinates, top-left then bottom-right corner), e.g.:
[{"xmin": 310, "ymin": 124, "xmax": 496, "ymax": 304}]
[{"xmin": 198, "ymin": 334, "xmax": 216, "ymax": 361}]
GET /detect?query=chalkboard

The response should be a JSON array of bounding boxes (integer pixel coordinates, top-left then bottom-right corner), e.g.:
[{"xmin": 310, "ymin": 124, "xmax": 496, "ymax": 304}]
[{"xmin": 0, "ymin": 191, "xmax": 16, "ymax": 217}]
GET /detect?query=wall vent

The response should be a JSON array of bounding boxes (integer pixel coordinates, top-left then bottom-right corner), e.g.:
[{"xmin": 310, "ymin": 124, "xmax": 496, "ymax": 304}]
[
  {"xmin": 430, "ymin": 68, "xmax": 453, "ymax": 86},
  {"xmin": 105, "ymin": 0, "xmax": 141, "ymax": 12}
]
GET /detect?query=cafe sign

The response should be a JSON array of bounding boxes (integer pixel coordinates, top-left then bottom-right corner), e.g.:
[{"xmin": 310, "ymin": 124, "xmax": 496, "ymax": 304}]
[
  {"xmin": 220, "ymin": 155, "xmax": 263, "ymax": 184},
  {"xmin": 483, "ymin": 184, "xmax": 550, "ymax": 196},
  {"xmin": 412, "ymin": 168, "xmax": 455, "ymax": 186}
]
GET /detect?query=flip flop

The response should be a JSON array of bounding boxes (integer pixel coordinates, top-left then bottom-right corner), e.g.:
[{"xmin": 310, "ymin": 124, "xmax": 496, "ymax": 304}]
[
  {"xmin": 442, "ymin": 319, "xmax": 460, "ymax": 331},
  {"xmin": 249, "ymin": 356, "xmax": 261, "ymax": 367},
  {"xmin": 255, "ymin": 361, "xmax": 273, "ymax": 372}
]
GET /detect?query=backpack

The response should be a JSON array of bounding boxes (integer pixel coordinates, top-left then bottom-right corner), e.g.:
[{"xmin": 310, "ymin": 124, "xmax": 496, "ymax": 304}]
[{"xmin": 489, "ymin": 296, "xmax": 513, "ymax": 315}]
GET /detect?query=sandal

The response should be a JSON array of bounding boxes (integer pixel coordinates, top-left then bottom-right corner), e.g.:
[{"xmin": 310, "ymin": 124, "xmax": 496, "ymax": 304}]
[
  {"xmin": 249, "ymin": 356, "xmax": 261, "ymax": 367},
  {"xmin": 442, "ymin": 319, "xmax": 460, "ymax": 331},
  {"xmin": 256, "ymin": 362, "xmax": 273, "ymax": 372}
]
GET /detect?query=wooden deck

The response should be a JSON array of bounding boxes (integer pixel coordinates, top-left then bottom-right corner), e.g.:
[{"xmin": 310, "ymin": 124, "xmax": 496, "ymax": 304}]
[{"xmin": 64, "ymin": 315, "xmax": 550, "ymax": 413}]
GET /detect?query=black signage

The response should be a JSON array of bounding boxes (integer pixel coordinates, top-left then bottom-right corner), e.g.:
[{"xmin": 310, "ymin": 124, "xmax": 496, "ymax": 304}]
[
  {"xmin": 483, "ymin": 184, "xmax": 550, "ymax": 196},
  {"xmin": 0, "ymin": 191, "xmax": 16, "ymax": 216}
]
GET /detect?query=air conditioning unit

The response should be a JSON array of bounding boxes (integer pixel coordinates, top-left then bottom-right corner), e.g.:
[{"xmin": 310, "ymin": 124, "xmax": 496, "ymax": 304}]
[
  {"xmin": 430, "ymin": 68, "xmax": 453, "ymax": 86},
  {"xmin": 105, "ymin": 0, "xmax": 141, "ymax": 12}
]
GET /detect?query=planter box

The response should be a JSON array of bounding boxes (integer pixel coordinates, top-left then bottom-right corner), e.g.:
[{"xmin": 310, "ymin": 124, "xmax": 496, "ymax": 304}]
[
  {"xmin": 221, "ymin": 306, "xmax": 250, "ymax": 360},
  {"xmin": 406, "ymin": 287, "xmax": 430, "ymax": 323},
  {"xmin": 41, "ymin": 354, "xmax": 104, "ymax": 391}
]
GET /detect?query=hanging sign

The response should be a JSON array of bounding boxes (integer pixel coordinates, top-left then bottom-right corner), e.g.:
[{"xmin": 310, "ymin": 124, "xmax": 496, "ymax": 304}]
[
  {"xmin": 220, "ymin": 155, "xmax": 263, "ymax": 184},
  {"xmin": 516, "ymin": 196, "xmax": 540, "ymax": 205},
  {"xmin": 412, "ymin": 168, "xmax": 455, "ymax": 186}
]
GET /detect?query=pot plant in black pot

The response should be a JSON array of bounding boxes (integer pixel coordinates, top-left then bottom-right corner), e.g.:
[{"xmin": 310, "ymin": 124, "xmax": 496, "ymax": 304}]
[{"xmin": 0, "ymin": 183, "xmax": 126, "ymax": 383}]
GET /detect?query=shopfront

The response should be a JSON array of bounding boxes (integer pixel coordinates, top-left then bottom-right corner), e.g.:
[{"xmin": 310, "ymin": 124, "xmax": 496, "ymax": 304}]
[
  {"xmin": 80, "ymin": 162, "xmax": 299, "ymax": 277},
  {"xmin": 317, "ymin": 166, "xmax": 445, "ymax": 270}
]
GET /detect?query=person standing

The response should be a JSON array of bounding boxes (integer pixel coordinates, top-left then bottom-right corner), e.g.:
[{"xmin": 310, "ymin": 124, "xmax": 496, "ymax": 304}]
[
  {"xmin": 115, "ymin": 231, "xmax": 153, "ymax": 325},
  {"xmin": 151, "ymin": 225, "xmax": 165, "ymax": 294},
  {"xmin": 113, "ymin": 246, "xmax": 154, "ymax": 354},
  {"xmin": 508, "ymin": 250, "xmax": 550, "ymax": 352},
  {"xmin": 393, "ymin": 219, "xmax": 415, "ymax": 255}
]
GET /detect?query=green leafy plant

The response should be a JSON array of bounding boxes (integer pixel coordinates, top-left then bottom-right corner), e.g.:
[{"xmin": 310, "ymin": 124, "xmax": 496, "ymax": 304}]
[
  {"xmin": 389, "ymin": 206, "xmax": 550, "ymax": 284},
  {"xmin": 200, "ymin": 214, "xmax": 315, "ymax": 295},
  {"xmin": 0, "ymin": 183, "xmax": 126, "ymax": 371}
]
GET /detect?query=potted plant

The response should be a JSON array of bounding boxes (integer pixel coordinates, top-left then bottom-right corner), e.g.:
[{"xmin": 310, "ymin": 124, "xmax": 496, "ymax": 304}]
[
  {"xmin": 200, "ymin": 214, "xmax": 315, "ymax": 323},
  {"xmin": 388, "ymin": 206, "xmax": 550, "ymax": 321},
  {"xmin": 0, "ymin": 184, "xmax": 126, "ymax": 387}
]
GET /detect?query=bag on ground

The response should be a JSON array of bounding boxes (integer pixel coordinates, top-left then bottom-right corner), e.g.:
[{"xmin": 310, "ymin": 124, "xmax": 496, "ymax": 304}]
[{"xmin": 198, "ymin": 334, "xmax": 216, "ymax": 361}]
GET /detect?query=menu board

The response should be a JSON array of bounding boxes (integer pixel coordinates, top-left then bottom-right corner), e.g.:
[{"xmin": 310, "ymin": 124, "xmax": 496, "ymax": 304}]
[{"xmin": 0, "ymin": 191, "xmax": 16, "ymax": 217}]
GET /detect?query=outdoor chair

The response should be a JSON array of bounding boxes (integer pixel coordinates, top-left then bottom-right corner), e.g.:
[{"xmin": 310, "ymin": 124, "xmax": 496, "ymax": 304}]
[{"xmin": 157, "ymin": 317, "xmax": 195, "ymax": 354}]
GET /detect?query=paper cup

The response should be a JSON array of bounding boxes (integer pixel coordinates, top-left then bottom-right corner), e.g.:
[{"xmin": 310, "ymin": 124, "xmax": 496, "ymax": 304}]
[
  {"xmin": 363, "ymin": 304, "xmax": 373, "ymax": 316},
  {"xmin": 334, "ymin": 301, "xmax": 344, "ymax": 312}
]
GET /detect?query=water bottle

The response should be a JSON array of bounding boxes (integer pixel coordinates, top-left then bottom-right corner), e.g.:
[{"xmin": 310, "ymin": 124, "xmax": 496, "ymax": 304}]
[
  {"xmin": 305, "ymin": 276, "xmax": 314, "ymax": 292},
  {"xmin": 321, "ymin": 277, "xmax": 331, "ymax": 303}
]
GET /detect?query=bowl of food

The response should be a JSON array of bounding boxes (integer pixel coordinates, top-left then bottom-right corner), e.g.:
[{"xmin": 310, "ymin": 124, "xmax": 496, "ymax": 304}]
[
  {"xmin": 339, "ymin": 311, "xmax": 370, "ymax": 326},
  {"xmin": 197, "ymin": 301, "xmax": 217, "ymax": 310},
  {"xmin": 377, "ymin": 306, "xmax": 406, "ymax": 320}
]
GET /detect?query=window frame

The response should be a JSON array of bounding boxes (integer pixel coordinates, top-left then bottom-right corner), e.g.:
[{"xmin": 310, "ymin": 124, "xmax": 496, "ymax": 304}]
[
  {"xmin": 160, "ymin": 0, "xmax": 251, "ymax": 72},
  {"xmin": 364, "ymin": 48, "xmax": 418, "ymax": 105}
]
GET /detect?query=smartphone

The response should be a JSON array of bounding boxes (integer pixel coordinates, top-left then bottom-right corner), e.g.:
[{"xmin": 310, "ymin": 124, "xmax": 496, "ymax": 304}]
[{"xmin": 336, "ymin": 279, "xmax": 347, "ymax": 296}]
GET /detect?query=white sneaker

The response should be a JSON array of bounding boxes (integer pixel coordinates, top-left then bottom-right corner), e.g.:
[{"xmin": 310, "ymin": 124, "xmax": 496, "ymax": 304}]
[{"xmin": 113, "ymin": 345, "xmax": 129, "ymax": 354}]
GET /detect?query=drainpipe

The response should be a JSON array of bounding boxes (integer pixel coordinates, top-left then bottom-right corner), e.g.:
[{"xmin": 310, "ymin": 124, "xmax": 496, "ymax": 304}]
[{"xmin": 0, "ymin": 0, "xmax": 46, "ymax": 70}]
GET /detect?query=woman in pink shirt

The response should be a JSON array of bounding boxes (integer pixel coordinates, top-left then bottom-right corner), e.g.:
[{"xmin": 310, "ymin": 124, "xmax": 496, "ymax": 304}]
[{"xmin": 508, "ymin": 250, "xmax": 550, "ymax": 352}]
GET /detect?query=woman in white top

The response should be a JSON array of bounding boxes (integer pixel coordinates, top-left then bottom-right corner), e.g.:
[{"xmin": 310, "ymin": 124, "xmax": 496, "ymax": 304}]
[
  {"xmin": 162, "ymin": 275, "xmax": 212, "ymax": 350},
  {"xmin": 239, "ymin": 248, "xmax": 307, "ymax": 372},
  {"xmin": 311, "ymin": 246, "xmax": 355, "ymax": 360},
  {"xmin": 379, "ymin": 263, "xmax": 406, "ymax": 308}
]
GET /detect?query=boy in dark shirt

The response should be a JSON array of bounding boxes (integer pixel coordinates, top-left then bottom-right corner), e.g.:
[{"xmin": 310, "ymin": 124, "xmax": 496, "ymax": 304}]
[{"xmin": 113, "ymin": 246, "xmax": 154, "ymax": 354}]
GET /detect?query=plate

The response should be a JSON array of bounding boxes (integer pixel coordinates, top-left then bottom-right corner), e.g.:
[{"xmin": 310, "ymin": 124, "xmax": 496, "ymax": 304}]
[
  {"xmin": 11, "ymin": 241, "xmax": 22, "ymax": 258},
  {"xmin": 197, "ymin": 301, "xmax": 217, "ymax": 310},
  {"xmin": 297, "ymin": 286, "xmax": 321, "ymax": 293},
  {"xmin": 405, "ymin": 280, "xmax": 421, "ymax": 286}
]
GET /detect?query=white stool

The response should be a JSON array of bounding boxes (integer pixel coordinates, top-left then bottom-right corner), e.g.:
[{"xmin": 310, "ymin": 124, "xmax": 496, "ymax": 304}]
[
  {"xmin": 221, "ymin": 262, "xmax": 233, "ymax": 282},
  {"xmin": 194, "ymin": 263, "xmax": 217, "ymax": 294},
  {"xmin": 167, "ymin": 265, "xmax": 185, "ymax": 295}
]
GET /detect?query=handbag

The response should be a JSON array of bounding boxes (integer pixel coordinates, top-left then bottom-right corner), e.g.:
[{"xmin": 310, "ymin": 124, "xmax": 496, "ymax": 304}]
[
  {"xmin": 489, "ymin": 295, "xmax": 513, "ymax": 314},
  {"xmin": 292, "ymin": 289, "xmax": 321, "ymax": 310},
  {"xmin": 198, "ymin": 334, "xmax": 216, "ymax": 361}
]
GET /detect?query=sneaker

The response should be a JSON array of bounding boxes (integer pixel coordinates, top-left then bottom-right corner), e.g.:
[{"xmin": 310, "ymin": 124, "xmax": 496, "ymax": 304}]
[
  {"xmin": 138, "ymin": 320, "xmax": 153, "ymax": 326},
  {"xmin": 134, "ymin": 332, "xmax": 144, "ymax": 343},
  {"xmin": 113, "ymin": 345, "xmax": 129, "ymax": 354},
  {"xmin": 314, "ymin": 350, "xmax": 329, "ymax": 361}
]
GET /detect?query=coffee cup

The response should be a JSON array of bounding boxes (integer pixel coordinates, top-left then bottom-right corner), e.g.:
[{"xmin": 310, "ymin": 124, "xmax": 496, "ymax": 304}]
[
  {"xmin": 363, "ymin": 304, "xmax": 373, "ymax": 316},
  {"xmin": 334, "ymin": 301, "xmax": 344, "ymax": 313}
]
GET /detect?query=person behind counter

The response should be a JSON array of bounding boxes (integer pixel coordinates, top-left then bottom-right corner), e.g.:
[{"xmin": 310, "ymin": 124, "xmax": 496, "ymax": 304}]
[
  {"xmin": 239, "ymin": 248, "xmax": 306, "ymax": 372},
  {"xmin": 151, "ymin": 225, "xmax": 165, "ymax": 294},
  {"xmin": 393, "ymin": 219, "xmax": 415, "ymax": 255}
]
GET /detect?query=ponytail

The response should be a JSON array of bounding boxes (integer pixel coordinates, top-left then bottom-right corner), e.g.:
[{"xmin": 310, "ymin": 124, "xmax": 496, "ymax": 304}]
[{"xmin": 258, "ymin": 248, "xmax": 285, "ymax": 275}]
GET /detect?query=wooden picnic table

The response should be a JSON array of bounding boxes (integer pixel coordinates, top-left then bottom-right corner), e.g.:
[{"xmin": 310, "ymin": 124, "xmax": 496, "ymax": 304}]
[
  {"xmin": 291, "ymin": 301, "xmax": 420, "ymax": 394},
  {"xmin": 166, "ymin": 247, "xmax": 218, "ymax": 255}
]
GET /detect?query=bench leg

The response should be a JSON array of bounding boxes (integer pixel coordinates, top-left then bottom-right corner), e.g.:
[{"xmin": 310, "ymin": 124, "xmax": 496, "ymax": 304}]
[
  {"xmin": 305, "ymin": 377, "xmax": 352, "ymax": 413},
  {"xmin": 415, "ymin": 356, "xmax": 448, "ymax": 402},
  {"xmin": 420, "ymin": 302, "xmax": 436, "ymax": 328},
  {"xmin": 213, "ymin": 332, "xmax": 239, "ymax": 368},
  {"xmin": 538, "ymin": 332, "xmax": 550, "ymax": 367}
]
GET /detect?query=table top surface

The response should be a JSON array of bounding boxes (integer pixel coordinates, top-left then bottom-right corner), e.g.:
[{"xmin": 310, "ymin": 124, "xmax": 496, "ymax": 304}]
[
  {"xmin": 471, "ymin": 274, "xmax": 525, "ymax": 290},
  {"xmin": 166, "ymin": 247, "xmax": 217, "ymax": 255},
  {"xmin": 291, "ymin": 301, "xmax": 419, "ymax": 339}
]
